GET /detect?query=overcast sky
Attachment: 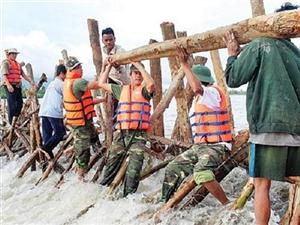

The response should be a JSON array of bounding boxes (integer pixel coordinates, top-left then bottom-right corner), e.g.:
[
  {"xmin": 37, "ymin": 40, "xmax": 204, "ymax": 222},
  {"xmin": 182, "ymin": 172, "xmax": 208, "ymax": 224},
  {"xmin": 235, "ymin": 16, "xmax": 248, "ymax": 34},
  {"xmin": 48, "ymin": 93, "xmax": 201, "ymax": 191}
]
[{"xmin": 1, "ymin": 0, "xmax": 299, "ymax": 88}]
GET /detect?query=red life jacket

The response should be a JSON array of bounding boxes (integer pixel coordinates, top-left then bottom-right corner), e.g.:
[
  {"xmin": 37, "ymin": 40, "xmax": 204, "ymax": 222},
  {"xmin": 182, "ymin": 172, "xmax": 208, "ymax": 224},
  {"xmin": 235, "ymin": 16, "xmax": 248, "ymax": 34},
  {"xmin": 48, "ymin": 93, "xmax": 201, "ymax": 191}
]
[
  {"xmin": 63, "ymin": 72, "xmax": 96, "ymax": 126},
  {"xmin": 191, "ymin": 85, "xmax": 232, "ymax": 144},
  {"xmin": 7, "ymin": 59, "xmax": 21, "ymax": 84},
  {"xmin": 115, "ymin": 85, "xmax": 151, "ymax": 130}
]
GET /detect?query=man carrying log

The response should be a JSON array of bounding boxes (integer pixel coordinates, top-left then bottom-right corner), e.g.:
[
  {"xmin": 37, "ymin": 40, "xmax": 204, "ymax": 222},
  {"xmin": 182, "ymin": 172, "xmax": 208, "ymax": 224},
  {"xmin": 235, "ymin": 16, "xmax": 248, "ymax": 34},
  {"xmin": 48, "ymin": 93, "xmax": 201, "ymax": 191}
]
[
  {"xmin": 63, "ymin": 56, "xmax": 105, "ymax": 181},
  {"xmin": 1, "ymin": 48, "xmax": 35, "ymax": 124},
  {"xmin": 99, "ymin": 60, "xmax": 155, "ymax": 197},
  {"xmin": 223, "ymin": 3, "xmax": 300, "ymax": 225},
  {"xmin": 160, "ymin": 46, "xmax": 232, "ymax": 205}
]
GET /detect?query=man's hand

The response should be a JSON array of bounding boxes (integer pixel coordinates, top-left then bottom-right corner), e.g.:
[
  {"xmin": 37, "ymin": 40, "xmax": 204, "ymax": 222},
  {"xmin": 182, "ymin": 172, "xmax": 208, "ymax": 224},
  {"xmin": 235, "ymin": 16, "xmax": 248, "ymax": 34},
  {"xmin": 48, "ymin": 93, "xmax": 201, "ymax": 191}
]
[
  {"xmin": 130, "ymin": 61, "xmax": 144, "ymax": 70},
  {"xmin": 223, "ymin": 31, "xmax": 241, "ymax": 57},
  {"xmin": 176, "ymin": 45, "xmax": 190, "ymax": 65},
  {"xmin": 7, "ymin": 84, "xmax": 14, "ymax": 93}
]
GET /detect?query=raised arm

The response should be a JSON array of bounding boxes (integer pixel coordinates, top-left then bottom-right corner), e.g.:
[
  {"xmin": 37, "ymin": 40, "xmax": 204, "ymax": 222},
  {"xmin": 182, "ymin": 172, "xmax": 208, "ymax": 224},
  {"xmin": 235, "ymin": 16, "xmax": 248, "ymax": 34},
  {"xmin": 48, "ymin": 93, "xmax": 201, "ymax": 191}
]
[
  {"xmin": 177, "ymin": 46, "xmax": 203, "ymax": 96},
  {"xmin": 131, "ymin": 61, "xmax": 155, "ymax": 94}
]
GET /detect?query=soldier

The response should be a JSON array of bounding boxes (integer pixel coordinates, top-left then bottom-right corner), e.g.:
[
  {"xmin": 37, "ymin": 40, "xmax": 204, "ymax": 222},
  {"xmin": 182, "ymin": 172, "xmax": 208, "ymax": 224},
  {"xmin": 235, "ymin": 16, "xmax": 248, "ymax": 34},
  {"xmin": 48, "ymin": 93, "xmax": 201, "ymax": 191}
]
[
  {"xmin": 160, "ymin": 46, "xmax": 232, "ymax": 205},
  {"xmin": 63, "ymin": 56, "xmax": 105, "ymax": 180},
  {"xmin": 98, "ymin": 60, "xmax": 155, "ymax": 197},
  {"xmin": 1, "ymin": 48, "xmax": 35, "ymax": 124}
]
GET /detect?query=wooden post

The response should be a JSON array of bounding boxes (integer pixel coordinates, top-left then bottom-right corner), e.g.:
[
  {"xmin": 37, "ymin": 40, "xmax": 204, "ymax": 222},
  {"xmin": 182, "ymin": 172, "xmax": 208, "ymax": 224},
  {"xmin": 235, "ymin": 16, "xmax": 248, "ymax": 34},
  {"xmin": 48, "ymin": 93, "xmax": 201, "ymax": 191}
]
[
  {"xmin": 160, "ymin": 23, "xmax": 192, "ymax": 143},
  {"xmin": 149, "ymin": 39, "xmax": 164, "ymax": 138},
  {"xmin": 87, "ymin": 19, "xmax": 108, "ymax": 138},
  {"xmin": 109, "ymin": 10, "xmax": 300, "ymax": 64},
  {"xmin": 250, "ymin": 0, "xmax": 266, "ymax": 17}
]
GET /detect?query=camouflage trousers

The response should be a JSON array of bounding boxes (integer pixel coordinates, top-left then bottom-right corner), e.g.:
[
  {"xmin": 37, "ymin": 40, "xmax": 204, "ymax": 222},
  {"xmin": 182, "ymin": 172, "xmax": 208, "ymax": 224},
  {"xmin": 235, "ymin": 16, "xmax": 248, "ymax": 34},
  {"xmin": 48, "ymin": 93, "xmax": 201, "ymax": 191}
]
[
  {"xmin": 72, "ymin": 120, "xmax": 100, "ymax": 169},
  {"xmin": 161, "ymin": 144, "xmax": 229, "ymax": 202},
  {"xmin": 100, "ymin": 130, "xmax": 147, "ymax": 197}
]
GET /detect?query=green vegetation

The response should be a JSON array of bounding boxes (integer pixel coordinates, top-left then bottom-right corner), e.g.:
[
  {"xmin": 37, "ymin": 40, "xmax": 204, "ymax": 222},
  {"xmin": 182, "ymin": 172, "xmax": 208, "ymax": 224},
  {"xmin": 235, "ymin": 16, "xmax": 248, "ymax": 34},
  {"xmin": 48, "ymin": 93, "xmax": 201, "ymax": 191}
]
[{"xmin": 0, "ymin": 85, "xmax": 46, "ymax": 99}]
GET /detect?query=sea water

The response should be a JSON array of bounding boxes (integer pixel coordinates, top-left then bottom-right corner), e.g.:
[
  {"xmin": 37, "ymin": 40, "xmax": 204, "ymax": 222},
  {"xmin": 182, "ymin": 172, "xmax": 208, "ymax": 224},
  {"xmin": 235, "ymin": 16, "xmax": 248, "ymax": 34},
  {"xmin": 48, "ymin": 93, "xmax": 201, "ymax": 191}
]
[{"xmin": 0, "ymin": 95, "xmax": 289, "ymax": 225}]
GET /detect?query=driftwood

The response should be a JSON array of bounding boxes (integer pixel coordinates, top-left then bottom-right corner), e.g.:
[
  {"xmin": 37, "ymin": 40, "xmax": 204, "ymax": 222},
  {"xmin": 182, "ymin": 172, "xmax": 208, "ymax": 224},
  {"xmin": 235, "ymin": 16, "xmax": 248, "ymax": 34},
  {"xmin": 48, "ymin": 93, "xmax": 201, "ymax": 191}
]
[{"xmin": 110, "ymin": 10, "xmax": 300, "ymax": 64}]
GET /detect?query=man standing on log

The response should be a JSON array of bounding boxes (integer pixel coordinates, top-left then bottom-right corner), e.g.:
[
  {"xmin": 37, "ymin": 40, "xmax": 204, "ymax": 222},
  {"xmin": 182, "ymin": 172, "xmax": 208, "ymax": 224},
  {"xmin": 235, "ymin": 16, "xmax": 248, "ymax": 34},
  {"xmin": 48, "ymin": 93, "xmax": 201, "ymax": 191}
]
[
  {"xmin": 160, "ymin": 46, "xmax": 232, "ymax": 205},
  {"xmin": 99, "ymin": 60, "xmax": 155, "ymax": 197},
  {"xmin": 1, "ymin": 48, "xmax": 35, "ymax": 124},
  {"xmin": 223, "ymin": 3, "xmax": 300, "ymax": 225},
  {"xmin": 63, "ymin": 56, "xmax": 105, "ymax": 180},
  {"xmin": 39, "ymin": 65, "xmax": 67, "ymax": 170}
]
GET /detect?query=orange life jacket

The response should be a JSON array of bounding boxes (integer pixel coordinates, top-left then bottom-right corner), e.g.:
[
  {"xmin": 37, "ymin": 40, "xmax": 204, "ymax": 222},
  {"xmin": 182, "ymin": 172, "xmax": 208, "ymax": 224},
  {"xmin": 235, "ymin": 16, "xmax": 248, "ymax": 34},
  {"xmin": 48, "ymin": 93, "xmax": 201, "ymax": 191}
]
[
  {"xmin": 63, "ymin": 72, "xmax": 96, "ymax": 126},
  {"xmin": 115, "ymin": 85, "xmax": 151, "ymax": 130},
  {"xmin": 7, "ymin": 59, "xmax": 21, "ymax": 84},
  {"xmin": 191, "ymin": 85, "xmax": 232, "ymax": 144}
]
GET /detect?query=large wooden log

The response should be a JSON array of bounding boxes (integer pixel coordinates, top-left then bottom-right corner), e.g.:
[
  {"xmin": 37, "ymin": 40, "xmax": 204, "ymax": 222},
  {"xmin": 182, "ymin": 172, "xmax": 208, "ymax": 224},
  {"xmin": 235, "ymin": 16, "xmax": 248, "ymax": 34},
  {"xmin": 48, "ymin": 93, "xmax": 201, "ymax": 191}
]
[
  {"xmin": 110, "ymin": 10, "xmax": 300, "ymax": 64},
  {"xmin": 161, "ymin": 23, "xmax": 192, "ymax": 143},
  {"xmin": 149, "ymin": 39, "xmax": 164, "ymax": 138},
  {"xmin": 87, "ymin": 19, "xmax": 107, "ymax": 135}
]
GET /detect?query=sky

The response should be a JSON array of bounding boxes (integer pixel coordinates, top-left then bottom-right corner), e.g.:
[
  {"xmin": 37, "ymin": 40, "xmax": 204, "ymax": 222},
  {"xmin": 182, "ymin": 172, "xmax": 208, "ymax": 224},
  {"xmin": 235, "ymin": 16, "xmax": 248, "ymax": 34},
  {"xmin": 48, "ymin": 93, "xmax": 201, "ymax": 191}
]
[{"xmin": 1, "ymin": 0, "xmax": 299, "ymax": 88}]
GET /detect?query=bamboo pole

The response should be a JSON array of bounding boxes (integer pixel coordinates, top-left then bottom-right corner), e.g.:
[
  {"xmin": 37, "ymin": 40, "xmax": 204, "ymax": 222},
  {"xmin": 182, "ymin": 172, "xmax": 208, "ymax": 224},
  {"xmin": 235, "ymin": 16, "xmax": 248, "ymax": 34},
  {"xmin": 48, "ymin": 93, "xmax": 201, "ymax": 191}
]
[
  {"xmin": 109, "ymin": 10, "xmax": 300, "ymax": 64},
  {"xmin": 161, "ymin": 23, "xmax": 192, "ymax": 143},
  {"xmin": 231, "ymin": 178, "xmax": 254, "ymax": 209},
  {"xmin": 149, "ymin": 39, "xmax": 164, "ymax": 138}
]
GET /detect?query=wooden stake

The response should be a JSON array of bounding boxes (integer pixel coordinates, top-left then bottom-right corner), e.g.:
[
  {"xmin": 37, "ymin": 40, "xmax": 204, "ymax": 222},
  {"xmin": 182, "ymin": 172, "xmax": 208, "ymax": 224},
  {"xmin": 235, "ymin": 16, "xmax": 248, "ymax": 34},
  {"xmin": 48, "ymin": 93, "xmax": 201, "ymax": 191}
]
[
  {"xmin": 149, "ymin": 39, "xmax": 164, "ymax": 138},
  {"xmin": 161, "ymin": 23, "xmax": 191, "ymax": 143}
]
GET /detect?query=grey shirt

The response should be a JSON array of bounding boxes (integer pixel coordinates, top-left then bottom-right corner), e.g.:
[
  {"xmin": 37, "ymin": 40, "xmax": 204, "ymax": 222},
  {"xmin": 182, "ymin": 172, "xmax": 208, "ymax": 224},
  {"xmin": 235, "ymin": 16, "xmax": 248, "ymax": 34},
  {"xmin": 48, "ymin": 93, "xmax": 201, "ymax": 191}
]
[{"xmin": 250, "ymin": 133, "xmax": 300, "ymax": 146}]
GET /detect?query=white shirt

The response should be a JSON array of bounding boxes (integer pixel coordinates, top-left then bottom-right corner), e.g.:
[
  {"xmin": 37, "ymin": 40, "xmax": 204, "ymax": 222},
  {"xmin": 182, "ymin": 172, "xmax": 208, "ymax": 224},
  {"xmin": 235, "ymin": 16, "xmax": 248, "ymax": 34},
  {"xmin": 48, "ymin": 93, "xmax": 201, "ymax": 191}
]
[
  {"xmin": 39, "ymin": 77, "xmax": 64, "ymax": 118},
  {"xmin": 193, "ymin": 85, "xmax": 232, "ymax": 150}
]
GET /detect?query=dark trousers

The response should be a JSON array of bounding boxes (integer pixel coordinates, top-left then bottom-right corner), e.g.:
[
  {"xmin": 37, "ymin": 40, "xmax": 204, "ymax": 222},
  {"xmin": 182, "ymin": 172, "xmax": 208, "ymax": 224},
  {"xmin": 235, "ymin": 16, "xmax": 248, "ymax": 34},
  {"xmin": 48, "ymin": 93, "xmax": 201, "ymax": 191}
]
[
  {"xmin": 41, "ymin": 116, "xmax": 66, "ymax": 159},
  {"xmin": 5, "ymin": 85, "xmax": 23, "ymax": 124}
]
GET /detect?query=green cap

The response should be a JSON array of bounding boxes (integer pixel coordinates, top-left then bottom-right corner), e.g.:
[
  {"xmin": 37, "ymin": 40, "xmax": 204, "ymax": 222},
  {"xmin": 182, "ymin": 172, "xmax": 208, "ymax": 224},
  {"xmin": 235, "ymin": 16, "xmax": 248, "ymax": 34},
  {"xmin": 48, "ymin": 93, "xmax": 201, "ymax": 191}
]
[
  {"xmin": 192, "ymin": 65, "xmax": 215, "ymax": 84},
  {"xmin": 66, "ymin": 56, "xmax": 81, "ymax": 70}
]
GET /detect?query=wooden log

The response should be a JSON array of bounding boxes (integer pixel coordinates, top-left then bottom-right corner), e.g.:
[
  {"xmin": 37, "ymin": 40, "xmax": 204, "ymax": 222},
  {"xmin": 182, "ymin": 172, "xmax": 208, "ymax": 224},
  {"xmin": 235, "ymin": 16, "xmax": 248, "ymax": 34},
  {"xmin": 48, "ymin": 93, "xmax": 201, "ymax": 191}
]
[
  {"xmin": 110, "ymin": 10, "xmax": 300, "ymax": 64},
  {"xmin": 61, "ymin": 49, "xmax": 69, "ymax": 63},
  {"xmin": 153, "ymin": 178, "xmax": 196, "ymax": 224},
  {"xmin": 140, "ymin": 158, "xmax": 173, "ymax": 181},
  {"xmin": 149, "ymin": 39, "xmax": 164, "ymax": 138},
  {"xmin": 107, "ymin": 156, "xmax": 129, "ymax": 195},
  {"xmin": 3, "ymin": 143, "xmax": 14, "ymax": 160},
  {"xmin": 231, "ymin": 178, "xmax": 254, "ymax": 210},
  {"xmin": 87, "ymin": 18, "xmax": 107, "ymax": 135},
  {"xmin": 251, "ymin": 0, "xmax": 266, "ymax": 17},
  {"xmin": 91, "ymin": 156, "xmax": 107, "ymax": 182},
  {"xmin": 86, "ymin": 147, "xmax": 106, "ymax": 172},
  {"xmin": 150, "ymin": 67, "xmax": 185, "ymax": 124},
  {"xmin": 161, "ymin": 23, "xmax": 192, "ymax": 143},
  {"xmin": 16, "ymin": 149, "xmax": 39, "ymax": 178},
  {"xmin": 36, "ymin": 134, "xmax": 73, "ymax": 185},
  {"xmin": 147, "ymin": 135, "xmax": 192, "ymax": 149},
  {"xmin": 55, "ymin": 154, "xmax": 75, "ymax": 188},
  {"xmin": 280, "ymin": 183, "xmax": 300, "ymax": 225}
]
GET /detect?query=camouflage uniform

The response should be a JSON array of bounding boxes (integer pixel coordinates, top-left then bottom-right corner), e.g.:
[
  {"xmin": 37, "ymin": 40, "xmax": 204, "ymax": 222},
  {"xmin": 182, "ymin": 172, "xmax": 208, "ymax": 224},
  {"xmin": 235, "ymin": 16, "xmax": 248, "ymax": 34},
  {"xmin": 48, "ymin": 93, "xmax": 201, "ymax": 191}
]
[
  {"xmin": 73, "ymin": 119, "xmax": 99, "ymax": 169},
  {"xmin": 100, "ymin": 129, "xmax": 147, "ymax": 196},
  {"xmin": 161, "ymin": 144, "xmax": 229, "ymax": 202}
]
